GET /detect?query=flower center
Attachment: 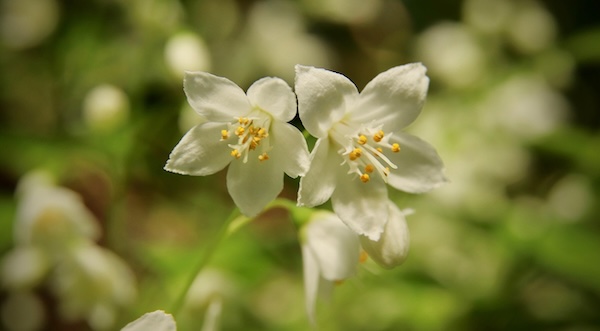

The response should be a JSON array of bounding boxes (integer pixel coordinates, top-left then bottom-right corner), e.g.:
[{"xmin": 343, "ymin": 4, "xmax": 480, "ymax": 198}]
[
  {"xmin": 331, "ymin": 123, "xmax": 400, "ymax": 183},
  {"xmin": 220, "ymin": 113, "xmax": 271, "ymax": 163}
]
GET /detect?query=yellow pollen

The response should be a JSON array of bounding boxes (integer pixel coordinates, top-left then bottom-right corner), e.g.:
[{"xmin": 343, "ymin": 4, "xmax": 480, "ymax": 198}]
[
  {"xmin": 348, "ymin": 148, "xmax": 363, "ymax": 161},
  {"xmin": 230, "ymin": 149, "xmax": 241, "ymax": 159},
  {"xmin": 357, "ymin": 134, "xmax": 367, "ymax": 145},
  {"xmin": 373, "ymin": 130, "xmax": 384, "ymax": 142},
  {"xmin": 257, "ymin": 128, "xmax": 267, "ymax": 137},
  {"xmin": 220, "ymin": 129, "xmax": 229, "ymax": 140},
  {"xmin": 376, "ymin": 147, "xmax": 383, "ymax": 154},
  {"xmin": 249, "ymin": 140, "xmax": 258, "ymax": 150},
  {"xmin": 391, "ymin": 143, "xmax": 400, "ymax": 153},
  {"xmin": 238, "ymin": 117, "xmax": 250, "ymax": 125},
  {"xmin": 258, "ymin": 152, "xmax": 269, "ymax": 162},
  {"xmin": 360, "ymin": 173, "xmax": 370, "ymax": 183},
  {"xmin": 235, "ymin": 126, "xmax": 245, "ymax": 136},
  {"xmin": 359, "ymin": 251, "xmax": 368, "ymax": 264},
  {"xmin": 365, "ymin": 164, "xmax": 374, "ymax": 173}
]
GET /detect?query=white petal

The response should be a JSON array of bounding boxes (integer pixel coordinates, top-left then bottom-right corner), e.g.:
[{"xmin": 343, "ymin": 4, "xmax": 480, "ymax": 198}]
[
  {"xmin": 297, "ymin": 138, "xmax": 338, "ymax": 207},
  {"xmin": 1, "ymin": 246, "xmax": 49, "ymax": 290},
  {"xmin": 295, "ymin": 65, "xmax": 358, "ymax": 138},
  {"xmin": 200, "ymin": 298, "xmax": 222, "ymax": 331},
  {"xmin": 226, "ymin": 153, "xmax": 283, "ymax": 217},
  {"xmin": 184, "ymin": 71, "xmax": 251, "ymax": 122},
  {"xmin": 305, "ymin": 211, "xmax": 360, "ymax": 281},
  {"xmin": 350, "ymin": 63, "xmax": 429, "ymax": 132},
  {"xmin": 331, "ymin": 174, "xmax": 389, "ymax": 241},
  {"xmin": 360, "ymin": 202, "xmax": 410, "ymax": 269},
  {"xmin": 386, "ymin": 132, "xmax": 448, "ymax": 193},
  {"xmin": 247, "ymin": 77, "xmax": 297, "ymax": 122},
  {"xmin": 269, "ymin": 121, "xmax": 310, "ymax": 178},
  {"xmin": 164, "ymin": 122, "xmax": 233, "ymax": 176},
  {"xmin": 301, "ymin": 245, "xmax": 320, "ymax": 326},
  {"xmin": 121, "ymin": 311, "xmax": 176, "ymax": 331}
]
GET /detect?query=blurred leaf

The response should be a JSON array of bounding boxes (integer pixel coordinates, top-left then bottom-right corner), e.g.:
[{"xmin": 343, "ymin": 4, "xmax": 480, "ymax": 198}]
[{"xmin": 566, "ymin": 26, "xmax": 600, "ymax": 63}]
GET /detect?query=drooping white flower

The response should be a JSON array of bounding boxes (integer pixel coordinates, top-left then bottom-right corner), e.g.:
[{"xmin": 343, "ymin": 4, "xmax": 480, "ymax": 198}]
[
  {"xmin": 121, "ymin": 311, "xmax": 176, "ymax": 331},
  {"xmin": 359, "ymin": 201, "xmax": 411, "ymax": 269},
  {"xmin": 165, "ymin": 72, "xmax": 310, "ymax": 217},
  {"xmin": 300, "ymin": 210, "xmax": 360, "ymax": 324},
  {"xmin": 295, "ymin": 64, "xmax": 447, "ymax": 240}
]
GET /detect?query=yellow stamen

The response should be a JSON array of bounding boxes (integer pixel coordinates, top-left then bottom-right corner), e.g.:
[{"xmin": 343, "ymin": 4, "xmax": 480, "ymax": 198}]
[
  {"xmin": 357, "ymin": 134, "xmax": 367, "ymax": 145},
  {"xmin": 365, "ymin": 164, "xmax": 374, "ymax": 173},
  {"xmin": 391, "ymin": 143, "xmax": 400, "ymax": 153},
  {"xmin": 220, "ymin": 129, "xmax": 229, "ymax": 140},
  {"xmin": 373, "ymin": 130, "xmax": 384, "ymax": 142},
  {"xmin": 359, "ymin": 251, "xmax": 368, "ymax": 264},
  {"xmin": 235, "ymin": 126, "xmax": 245, "ymax": 136},
  {"xmin": 238, "ymin": 117, "xmax": 250, "ymax": 125},
  {"xmin": 376, "ymin": 147, "xmax": 383, "ymax": 154},
  {"xmin": 349, "ymin": 148, "xmax": 362, "ymax": 161},
  {"xmin": 257, "ymin": 128, "xmax": 267, "ymax": 138},
  {"xmin": 360, "ymin": 173, "xmax": 370, "ymax": 183},
  {"xmin": 230, "ymin": 149, "xmax": 241, "ymax": 159},
  {"xmin": 249, "ymin": 140, "xmax": 258, "ymax": 150},
  {"xmin": 258, "ymin": 152, "xmax": 269, "ymax": 162}
]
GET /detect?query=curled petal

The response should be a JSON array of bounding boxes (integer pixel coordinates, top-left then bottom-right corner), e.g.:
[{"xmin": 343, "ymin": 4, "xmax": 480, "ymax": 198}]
[
  {"xmin": 226, "ymin": 153, "xmax": 283, "ymax": 217},
  {"xmin": 298, "ymin": 138, "xmax": 338, "ymax": 207},
  {"xmin": 386, "ymin": 132, "xmax": 448, "ymax": 194},
  {"xmin": 360, "ymin": 202, "xmax": 410, "ymax": 269},
  {"xmin": 247, "ymin": 77, "xmax": 297, "ymax": 122},
  {"xmin": 301, "ymin": 245, "xmax": 320, "ymax": 326},
  {"xmin": 350, "ymin": 63, "xmax": 429, "ymax": 133},
  {"xmin": 269, "ymin": 121, "xmax": 310, "ymax": 178},
  {"xmin": 121, "ymin": 311, "xmax": 176, "ymax": 331},
  {"xmin": 184, "ymin": 71, "xmax": 251, "ymax": 122},
  {"xmin": 331, "ymin": 174, "xmax": 389, "ymax": 241},
  {"xmin": 295, "ymin": 65, "xmax": 358, "ymax": 138},
  {"xmin": 164, "ymin": 122, "xmax": 232, "ymax": 176}
]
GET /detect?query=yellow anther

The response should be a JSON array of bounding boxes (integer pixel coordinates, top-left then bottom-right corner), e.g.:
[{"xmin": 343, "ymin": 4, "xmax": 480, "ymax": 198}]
[
  {"xmin": 257, "ymin": 128, "xmax": 267, "ymax": 137},
  {"xmin": 391, "ymin": 143, "xmax": 400, "ymax": 153},
  {"xmin": 230, "ymin": 149, "xmax": 241, "ymax": 159},
  {"xmin": 334, "ymin": 280, "xmax": 345, "ymax": 286},
  {"xmin": 220, "ymin": 129, "xmax": 229, "ymax": 140},
  {"xmin": 258, "ymin": 152, "xmax": 269, "ymax": 162},
  {"xmin": 365, "ymin": 164, "xmax": 374, "ymax": 173},
  {"xmin": 373, "ymin": 130, "xmax": 385, "ymax": 142},
  {"xmin": 238, "ymin": 117, "xmax": 250, "ymax": 125},
  {"xmin": 357, "ymin": 134, "xmax": 367, "ymax": 145},
  {"xmin": 235, "ymin": 126, "xmax": 245, "ymax": 136},
  {"xmin": 359, "ymin": 251, "xmax": 368, "ymax": 263},
  {"xmin": 249, "ymin": 140, "xmax": 258, "ymax": 151},
  {"xmin": 376, "ymin": 147, "xmax": 383, "ymax": 154},
  {"xmin": 360, "ymin": 173, "xmax": 370, "ymax": 183},
  {"xmin": 349, "ymin": 148, "xmax": 363, "ymax": 161}
]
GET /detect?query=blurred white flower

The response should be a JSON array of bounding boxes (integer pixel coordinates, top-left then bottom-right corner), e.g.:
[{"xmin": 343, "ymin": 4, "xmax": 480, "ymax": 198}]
[
  {"xmin": 463, "ymin": 0, "xmax": 512, "ymax": 35},
  {"xmin": 546, "ymin": 174, "xmax": 593, "ymax": 222},
  {"xmin": 359, "ymin": 201, "xmax": 410, "ymax": 269},
  {"xmin": 164, "ymin": 31, "xmax": 212, "ymax": 80},
  {"xmin": 121, "ymin": 311, "xmax": 176, "ymax": 331},
  {"xmin": 504, "ymin": 0, "xmax": 556, "ymax": 54},
  {"xmin": 165, "ymin": 72, "xmax": 310, "ymax": 217},
  {"xmin": 1, "ymin": 291, "xmax": 45, "ymax": 331},
  {"xmin": 301, "ymin": 0, "xmax": 382, "ymax": 24},
  {"xmin": 296, "ymin": 64, "xmax": 446, "ymax": 240},
  {"xmin": 0, "ymin": 0, "xmax": 60, "ymax": 50},
  {"xmin": 300, "ymin": 210, "xmax": 360, "ymax": 324},
  {"xmin": 416, "ymin": 22, "xmax": 486, "ymax": 89},
  {"xmin": 82, "ymin": 84, "xmax": 130, "ymax": 132}
]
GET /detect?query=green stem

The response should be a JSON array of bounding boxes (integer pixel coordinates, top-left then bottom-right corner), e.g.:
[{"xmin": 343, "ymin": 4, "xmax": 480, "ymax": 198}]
[{"xmin": 170, "ymin": 208, "xmax": 241, "ymax": 316}]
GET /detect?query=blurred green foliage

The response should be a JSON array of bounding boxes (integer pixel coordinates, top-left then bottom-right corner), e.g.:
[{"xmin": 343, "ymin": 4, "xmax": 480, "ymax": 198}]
[{"xmin": 1, "ymin": 0, "xmax": 600, "ymax": 330}]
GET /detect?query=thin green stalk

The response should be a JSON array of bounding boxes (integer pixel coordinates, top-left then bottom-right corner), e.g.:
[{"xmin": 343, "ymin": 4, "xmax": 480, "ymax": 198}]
[{"xmin": 170, "ymin": 208, "xmax": 241, "ymax": 316}]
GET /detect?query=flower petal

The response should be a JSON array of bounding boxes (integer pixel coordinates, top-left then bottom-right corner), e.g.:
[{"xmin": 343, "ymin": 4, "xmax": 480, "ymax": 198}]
[
  {"xmin": 121, "ymin": 311, "xmax": 176, "ymax": 331},
  {"xmin": 305, "ymin": 211, "xmax": 359, "ymax": 281},
  {"xmin": 247, "ymin": 77, "xmax": 296, "ymax": 122},
  {"xmin": 164, "ymin": 122, "xmax": 232, "ymax": 176},
  {"xmin": 269, "ymin": 121, "xmax": 310, "ymax": 178},
  {"xmin": 386, "ymin": 132, "xmax": 448, "ymax": 194},
  {"xmin": 301, "ymin": 245, "xmax": 320, "ymax": 326},
  {"xmin": 184, "ymin": 71, "xmax": 251, "ymax": 122},
  {"xmin": 331, "ymin": 174, "xmax": 389, "ymax": 241},
  {"xmin": 295, "ymin": 65, "xmax": 358, "ymax": 138},
  {"xmin": 226, "ymin": 153, "xmax": 283, "ymax": 217},
  {"xmin": 297, "ymin": 138, "xmax": 338, "ymax": 207},
  {"xmin": 360, "ymin": 201, "xmax": 410, "ymax": 269},
  {"xmin": 350, "ymin": 63, "xmax": 429, "ymax": 132}
]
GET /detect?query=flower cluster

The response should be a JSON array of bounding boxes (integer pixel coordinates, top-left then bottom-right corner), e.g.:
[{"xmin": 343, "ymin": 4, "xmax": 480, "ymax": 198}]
[{"xmin": 165, "ymin": 63, "xmax": 447, "ymax": 322}]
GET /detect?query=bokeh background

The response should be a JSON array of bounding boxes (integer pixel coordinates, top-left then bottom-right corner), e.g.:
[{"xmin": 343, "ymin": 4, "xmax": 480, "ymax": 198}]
[{"xmin": 1, "ymin": 0, "xmax": 600, "ymax": 330}]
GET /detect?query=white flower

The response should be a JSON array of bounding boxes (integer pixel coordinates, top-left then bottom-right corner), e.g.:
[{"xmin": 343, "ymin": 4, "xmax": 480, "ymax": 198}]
[
  {"xmin": 165, "ymin": 72, "xmax": 310, "ymax": 217},
  {"xmin": 121, "ymin": 311, "xmax": 176, "ymax": 331},
  {"xmin": 300, "ymin": 210, "xmax": 360, "ymax": 324},
  {"xmin": 295, "ymin": 64, "xmax": 447, "ymax": 240},
  {"xmin": 360, "ymin": 201, "xmax": 411, "ymax": 269}
]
